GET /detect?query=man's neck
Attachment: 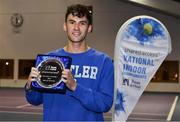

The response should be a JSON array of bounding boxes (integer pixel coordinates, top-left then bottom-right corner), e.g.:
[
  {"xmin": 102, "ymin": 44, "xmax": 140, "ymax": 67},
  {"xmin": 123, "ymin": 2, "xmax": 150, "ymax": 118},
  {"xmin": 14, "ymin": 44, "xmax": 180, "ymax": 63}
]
[{"xmin": 64, "ymin": 42, "xmax": 90, "ymax": 53}]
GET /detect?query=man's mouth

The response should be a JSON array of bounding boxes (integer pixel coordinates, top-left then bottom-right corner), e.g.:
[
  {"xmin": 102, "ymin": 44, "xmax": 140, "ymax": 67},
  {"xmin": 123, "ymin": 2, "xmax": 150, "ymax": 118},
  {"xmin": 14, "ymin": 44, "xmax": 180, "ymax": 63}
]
[{"xmin": 72, "ymin": 32, "xmax": 81, "ymax": 36}]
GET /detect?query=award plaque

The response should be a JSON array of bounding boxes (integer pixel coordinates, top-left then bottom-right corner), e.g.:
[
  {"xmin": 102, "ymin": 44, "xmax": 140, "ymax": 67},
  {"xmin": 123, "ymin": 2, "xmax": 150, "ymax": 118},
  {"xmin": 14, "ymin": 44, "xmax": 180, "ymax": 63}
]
[{"xmin": 31, "ymin": 54, "xmax": 72, "ymax": 93}]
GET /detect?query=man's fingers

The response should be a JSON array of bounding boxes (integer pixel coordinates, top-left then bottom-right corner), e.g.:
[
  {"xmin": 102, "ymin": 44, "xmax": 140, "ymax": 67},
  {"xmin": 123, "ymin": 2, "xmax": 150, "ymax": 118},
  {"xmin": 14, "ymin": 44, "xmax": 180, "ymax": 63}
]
[
  {"xmin": 28, "ymin": 67, "xmax": 40, "ymax": 81},
  {"xmin": 61, "ymin": 74, "xmax": 67, "ymax": 83},
  {"xmin": 62, "ymin": 69, "xmax": 69, "ymax": 75}
]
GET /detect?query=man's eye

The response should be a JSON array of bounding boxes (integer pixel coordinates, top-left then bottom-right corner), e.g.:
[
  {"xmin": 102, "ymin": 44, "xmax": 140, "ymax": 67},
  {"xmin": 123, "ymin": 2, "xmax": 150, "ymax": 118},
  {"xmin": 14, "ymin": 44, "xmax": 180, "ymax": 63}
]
[
  {"xmin": 68, "ymin": 20, "xmax": 75, "ymax": 24},
  {"xmin": 80, "ymin": 22, "xmax": 87, "ymax": 25},
  {"xmin": 69, "ymin": 21, "xmax": 74, "ymax": 24}
]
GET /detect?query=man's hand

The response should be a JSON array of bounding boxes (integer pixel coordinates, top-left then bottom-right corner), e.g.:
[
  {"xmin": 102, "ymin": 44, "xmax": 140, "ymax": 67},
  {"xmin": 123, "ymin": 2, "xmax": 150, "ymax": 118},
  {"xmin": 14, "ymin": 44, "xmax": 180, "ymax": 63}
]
[
  {"xmin": 62, "ymin": 69, "xmax": 77, "ymax": 91},
  {"xmin": 27, "ymin": 67, "xmax": 40, "ymax": 88}
]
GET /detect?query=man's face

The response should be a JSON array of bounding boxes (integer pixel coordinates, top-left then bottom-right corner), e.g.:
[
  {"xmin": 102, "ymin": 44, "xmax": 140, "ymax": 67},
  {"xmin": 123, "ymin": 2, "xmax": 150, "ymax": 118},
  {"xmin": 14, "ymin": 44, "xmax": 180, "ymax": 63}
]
[{"xmin": 64, "ymin": 14, "xmax": 92, "ymax": 43}]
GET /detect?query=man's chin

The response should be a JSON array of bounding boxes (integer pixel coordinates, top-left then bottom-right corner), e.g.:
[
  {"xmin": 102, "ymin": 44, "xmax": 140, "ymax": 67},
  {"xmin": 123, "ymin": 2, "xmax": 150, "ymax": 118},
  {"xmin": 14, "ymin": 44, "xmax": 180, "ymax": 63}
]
[
  {"xmin": 69, "ymin": 40, "xmax": 83, "ymax": 43},
  {"xmin": 69, "ymin": 37, "xmax": 84, "ymax": 43}
]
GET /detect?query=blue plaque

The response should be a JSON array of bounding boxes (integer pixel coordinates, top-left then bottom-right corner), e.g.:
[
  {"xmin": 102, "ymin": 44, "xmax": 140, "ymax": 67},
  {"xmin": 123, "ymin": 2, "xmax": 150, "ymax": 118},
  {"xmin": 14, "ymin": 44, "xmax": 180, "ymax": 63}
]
[{"xmin": 31, "ymin": 54, "xmax": 72, "ymax": 93}]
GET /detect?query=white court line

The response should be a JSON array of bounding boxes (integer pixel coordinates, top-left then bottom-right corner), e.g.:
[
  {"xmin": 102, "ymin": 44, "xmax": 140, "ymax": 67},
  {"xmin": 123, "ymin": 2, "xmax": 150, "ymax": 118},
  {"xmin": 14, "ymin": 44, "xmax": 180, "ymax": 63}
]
[
  {"xmin": 16, "ymin": 104, "xmax": 31, "ymax": 108},
  {"xmin": 167, "ymin": 96, "xmax": 179, "ymax": 121},
  {"xmin": 0, "ymin": 96, "xmax": 24, "ymax": 99},
  {"xmin": 128, "ymin": 117, "xmax": 162, "ymax": 121},
  {"xmin": 0, "ymin": 110, "xmax": 42, "ymax": 115},
  {"xmin": 0, "ymin": 106, "xmax": 17, "ymax": 109},
  {"xmin": 131, "ymin": 112, "xmax": 166, "ymax": 116},
  {"xmin": 0, "ymin": 105, "xmax": 42, "ymax": 110}
]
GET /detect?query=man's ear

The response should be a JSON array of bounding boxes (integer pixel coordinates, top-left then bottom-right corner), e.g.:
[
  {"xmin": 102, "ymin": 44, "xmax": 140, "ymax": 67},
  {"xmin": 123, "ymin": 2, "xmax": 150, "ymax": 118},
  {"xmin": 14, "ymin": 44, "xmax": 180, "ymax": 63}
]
[
  {"xmin": 63, "ymin": 22, "xmax": 67, "ymax": 31},
  {"xmin": 88, "ymin": 25, "xmax": 93, "ymax": 33}
]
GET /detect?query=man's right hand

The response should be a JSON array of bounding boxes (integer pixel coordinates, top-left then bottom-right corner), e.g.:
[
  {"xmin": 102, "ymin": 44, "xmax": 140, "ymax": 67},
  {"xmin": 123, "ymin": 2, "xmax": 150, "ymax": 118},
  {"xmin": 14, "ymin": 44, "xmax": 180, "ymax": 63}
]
[{"xmin": 27, "ymin": 67, "xmax": 40, "ymax": 88}]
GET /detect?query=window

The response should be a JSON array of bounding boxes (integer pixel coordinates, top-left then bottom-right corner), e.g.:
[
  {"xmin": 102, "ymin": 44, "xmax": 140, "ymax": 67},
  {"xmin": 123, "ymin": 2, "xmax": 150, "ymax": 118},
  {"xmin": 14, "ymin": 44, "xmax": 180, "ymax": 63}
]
[
  {"xmin": 0, "ymin": 59, "xmax": 14, "ymax": 79},
  {"xmin": 18, "ymin": 59, "xmax": 35, "ymax": 79},
  {"xmin": 151, "ymin": 60, "xmax": 179, "ymax": 83}
]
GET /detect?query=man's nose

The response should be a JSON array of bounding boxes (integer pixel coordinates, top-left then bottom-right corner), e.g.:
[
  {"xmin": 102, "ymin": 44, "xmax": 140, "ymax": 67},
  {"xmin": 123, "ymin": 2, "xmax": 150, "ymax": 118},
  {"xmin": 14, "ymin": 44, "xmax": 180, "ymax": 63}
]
[{"xmin": 74, "ymin": 23, "xmax": 80, "ymax": 30}]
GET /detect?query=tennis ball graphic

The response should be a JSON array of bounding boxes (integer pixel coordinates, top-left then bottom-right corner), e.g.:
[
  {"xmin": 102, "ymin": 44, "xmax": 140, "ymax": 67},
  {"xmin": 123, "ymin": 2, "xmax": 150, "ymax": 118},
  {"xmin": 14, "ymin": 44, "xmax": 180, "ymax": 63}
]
[{"xmin": 144, "ymin": 23, "xmax": 153, "ymax": 35}]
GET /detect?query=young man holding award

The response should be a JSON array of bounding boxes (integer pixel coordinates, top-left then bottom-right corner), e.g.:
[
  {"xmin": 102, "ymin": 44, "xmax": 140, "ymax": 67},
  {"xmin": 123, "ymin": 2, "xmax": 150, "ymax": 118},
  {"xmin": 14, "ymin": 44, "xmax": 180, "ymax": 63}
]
[{"xmin": 25, "ymin": 4, "xmax": 114, "ymax": 121}]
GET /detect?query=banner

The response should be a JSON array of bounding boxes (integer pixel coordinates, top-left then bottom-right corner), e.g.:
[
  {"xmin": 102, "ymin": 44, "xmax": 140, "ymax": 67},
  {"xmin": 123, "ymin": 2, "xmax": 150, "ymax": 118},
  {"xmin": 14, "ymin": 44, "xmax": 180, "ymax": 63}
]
[{"xmin": 113, "ymin": 15, "xmax": 171, "ymax": 121}]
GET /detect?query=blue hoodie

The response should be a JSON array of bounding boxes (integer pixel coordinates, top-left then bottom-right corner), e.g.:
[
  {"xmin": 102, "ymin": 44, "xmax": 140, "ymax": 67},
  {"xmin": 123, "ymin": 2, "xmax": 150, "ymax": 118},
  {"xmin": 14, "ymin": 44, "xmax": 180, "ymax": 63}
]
[{"xmin": 25, "ymin": 48, "xmax": 114, "ymax": 121}]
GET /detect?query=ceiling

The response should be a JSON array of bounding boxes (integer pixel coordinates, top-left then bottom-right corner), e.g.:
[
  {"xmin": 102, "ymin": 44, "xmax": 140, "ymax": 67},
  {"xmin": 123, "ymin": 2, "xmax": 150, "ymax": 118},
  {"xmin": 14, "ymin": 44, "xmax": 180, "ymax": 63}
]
[{"xmin": 121, "ymin": 0, "xmax": 180, "ymax": 18}]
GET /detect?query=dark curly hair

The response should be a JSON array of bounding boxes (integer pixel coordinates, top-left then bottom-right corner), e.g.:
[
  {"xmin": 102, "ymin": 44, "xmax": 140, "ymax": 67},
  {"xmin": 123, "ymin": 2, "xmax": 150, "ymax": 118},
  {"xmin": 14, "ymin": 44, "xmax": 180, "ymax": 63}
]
[{"xmin": 65, "ymin": 4, "xmax": 92, "ymax": 25}]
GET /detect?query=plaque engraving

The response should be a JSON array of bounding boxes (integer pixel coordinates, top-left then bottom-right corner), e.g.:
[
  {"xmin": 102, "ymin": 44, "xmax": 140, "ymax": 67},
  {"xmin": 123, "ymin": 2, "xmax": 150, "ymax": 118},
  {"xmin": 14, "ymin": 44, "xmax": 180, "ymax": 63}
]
[{"xmin": 37, "ymin": 59, "xmax": 64, "ymax": 88}]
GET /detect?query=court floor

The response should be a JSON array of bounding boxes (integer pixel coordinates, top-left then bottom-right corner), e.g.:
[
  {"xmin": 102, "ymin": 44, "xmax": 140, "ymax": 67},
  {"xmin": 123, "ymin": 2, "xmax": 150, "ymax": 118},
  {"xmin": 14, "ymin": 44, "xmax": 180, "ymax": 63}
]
[{"xmin": 0, "ymin": 88, "xmax": 179, "ymax": 121}]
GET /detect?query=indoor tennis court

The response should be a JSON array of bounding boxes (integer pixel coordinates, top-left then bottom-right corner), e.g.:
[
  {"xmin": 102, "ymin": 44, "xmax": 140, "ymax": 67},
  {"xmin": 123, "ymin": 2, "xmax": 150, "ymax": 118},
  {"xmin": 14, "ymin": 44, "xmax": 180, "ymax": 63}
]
[
  {"xmin": 0, "ymin": 88, "xmax": 179, "ymax": 121},
  {"xmin": 0, "ymin": 0, "xmax": 180, "ymax": 121}
]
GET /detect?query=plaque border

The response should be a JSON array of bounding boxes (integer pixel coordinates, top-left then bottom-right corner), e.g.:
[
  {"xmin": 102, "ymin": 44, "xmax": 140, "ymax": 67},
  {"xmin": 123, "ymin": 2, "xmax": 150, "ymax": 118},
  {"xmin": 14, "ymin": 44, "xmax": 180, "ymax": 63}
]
[{"xmin": 31, "ymin": 54, "xmax": 72, "ymax": 93}]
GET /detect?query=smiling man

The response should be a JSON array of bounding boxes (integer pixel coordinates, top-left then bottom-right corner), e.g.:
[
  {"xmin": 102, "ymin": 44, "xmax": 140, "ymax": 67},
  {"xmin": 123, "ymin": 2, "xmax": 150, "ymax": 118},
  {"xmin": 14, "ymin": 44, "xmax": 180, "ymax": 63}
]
[{"xmin": 25, "ymin": 4, "xmax": 114, "ymax": 121}]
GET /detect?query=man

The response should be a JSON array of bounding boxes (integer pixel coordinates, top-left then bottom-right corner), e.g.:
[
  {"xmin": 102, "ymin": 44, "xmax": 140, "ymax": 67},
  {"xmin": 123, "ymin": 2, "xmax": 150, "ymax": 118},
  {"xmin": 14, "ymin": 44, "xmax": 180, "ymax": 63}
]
[{"xmin": 25, "ymin": 4, "xmax": 114, "ymax": 121}]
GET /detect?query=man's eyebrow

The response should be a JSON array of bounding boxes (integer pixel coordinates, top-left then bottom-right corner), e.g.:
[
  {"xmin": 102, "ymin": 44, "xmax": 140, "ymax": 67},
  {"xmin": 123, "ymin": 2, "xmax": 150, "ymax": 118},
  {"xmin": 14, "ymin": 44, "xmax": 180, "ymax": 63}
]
[
  {"xmin": 67, "ymin": 19, "xmax": 75, "ymax": 22},
  {"xmin": 67, "ymin": 19, "xmax": 88, "ymax": 23},
  {"xmin": 79, "ymin": 20, "xmax": 88, "ymax": 23}
]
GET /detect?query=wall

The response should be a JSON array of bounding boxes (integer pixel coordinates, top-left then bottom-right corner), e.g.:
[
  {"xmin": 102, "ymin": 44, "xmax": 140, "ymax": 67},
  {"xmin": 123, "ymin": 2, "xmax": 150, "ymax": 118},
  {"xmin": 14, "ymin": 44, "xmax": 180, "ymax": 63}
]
[{"xmin": 0, "ymin": 0, "xmax": 180, "ymax": 92}]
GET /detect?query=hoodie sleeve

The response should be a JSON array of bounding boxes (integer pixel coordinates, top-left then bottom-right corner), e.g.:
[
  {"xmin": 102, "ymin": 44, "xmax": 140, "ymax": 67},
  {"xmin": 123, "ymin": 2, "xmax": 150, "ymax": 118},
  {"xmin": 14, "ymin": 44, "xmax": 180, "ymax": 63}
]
[{"xmin": 25, "ymin": 85, "xmax": 43, "ymax": 106}]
